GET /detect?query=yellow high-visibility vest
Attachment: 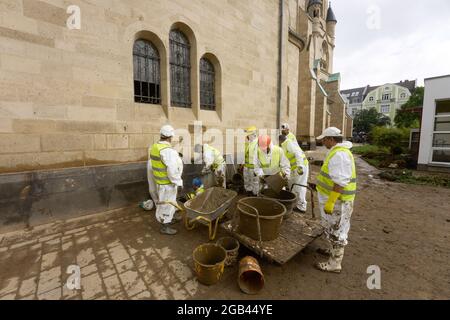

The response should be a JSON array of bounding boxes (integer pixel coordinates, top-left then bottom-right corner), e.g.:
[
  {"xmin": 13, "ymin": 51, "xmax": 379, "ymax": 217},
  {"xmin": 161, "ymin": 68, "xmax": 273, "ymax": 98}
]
[
  {"xmin": 287, "ymin": 132, "xmax": 297, "ymax": 144},
  {"xmin": 281, "ymin": 140, "xmax": 309, "ymax": 171},
  {"xmin": 245, "ymin": 140, "xmax": 258, "ymax": 169},
  {"xmin": 205, "ymin": 145, "xmax": 225, "ymax": 171},
  {"xmin": 316, "ymin": 147, "xmax": 357, "ymax": 202},
  {"xmin": 257, "ymin": 145, "xmax": 282, "ymax": 170},
  {"xmin": 150, "ymin": 143, "xmax": 172, "ymax": 185}
]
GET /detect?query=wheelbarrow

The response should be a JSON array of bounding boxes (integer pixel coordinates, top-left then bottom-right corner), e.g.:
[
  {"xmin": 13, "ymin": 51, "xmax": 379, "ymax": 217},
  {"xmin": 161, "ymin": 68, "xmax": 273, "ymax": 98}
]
[{"xmin": 159, "ymin": 187, "xmax": 237, "ymax": 241}]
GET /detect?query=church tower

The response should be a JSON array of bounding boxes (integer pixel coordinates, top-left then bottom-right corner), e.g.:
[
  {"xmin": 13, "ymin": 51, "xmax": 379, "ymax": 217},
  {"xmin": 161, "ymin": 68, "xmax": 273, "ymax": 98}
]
[{"xmin": 326, "ymin": 2, "xmax": 337, "ymax": 72}]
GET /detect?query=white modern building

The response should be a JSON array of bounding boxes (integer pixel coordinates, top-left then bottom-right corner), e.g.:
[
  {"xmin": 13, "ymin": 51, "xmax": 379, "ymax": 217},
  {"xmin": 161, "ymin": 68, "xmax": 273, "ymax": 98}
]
[{"xmin": 418, "ymin": 75, "xmax": 450, "ymax": 172}]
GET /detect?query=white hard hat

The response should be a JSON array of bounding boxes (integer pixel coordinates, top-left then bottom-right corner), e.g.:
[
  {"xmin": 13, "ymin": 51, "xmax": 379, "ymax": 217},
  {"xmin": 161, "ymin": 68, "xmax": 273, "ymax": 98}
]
[
  {"xmin": 281, "ymin": 123, "xmax": 290, "ymax": 130},
  {"xmin": 317, "ymin": 127, "xmax": 343, "ymax": 140},
  {"xmin": 160, "ymin": 125, "xmax": 175, "ymax": 138}
]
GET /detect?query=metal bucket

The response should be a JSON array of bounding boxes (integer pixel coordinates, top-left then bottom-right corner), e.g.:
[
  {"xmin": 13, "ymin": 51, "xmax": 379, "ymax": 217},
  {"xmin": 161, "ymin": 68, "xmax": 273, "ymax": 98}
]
[
  {"xmin": 193, "ymin": 244, "xmax": 227, "ymax": 285},
  {"xmin": 238, "ymin": 256, "xmax": 265, "ymax": 295},
  {"xmin": 261, "ymin": 189, "xmax": 297, "ymax": 216},
  {"xmin": 237, "ymin": 197, "xmax": 286, "ymax": 241},
  {"xmin": 217, "ymin": 237, "xmax": 240, "ymax": 267},
  {"xmin": 264, "ymin": 173, "xmax": 286, "ymax": 194}
]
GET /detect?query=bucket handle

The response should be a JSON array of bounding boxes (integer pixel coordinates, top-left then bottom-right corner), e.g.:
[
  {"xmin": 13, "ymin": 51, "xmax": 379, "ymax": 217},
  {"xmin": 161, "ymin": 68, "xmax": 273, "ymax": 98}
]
[{"xmin": 237, "ymin": 201, "xmax": 263, "ymax": 258}]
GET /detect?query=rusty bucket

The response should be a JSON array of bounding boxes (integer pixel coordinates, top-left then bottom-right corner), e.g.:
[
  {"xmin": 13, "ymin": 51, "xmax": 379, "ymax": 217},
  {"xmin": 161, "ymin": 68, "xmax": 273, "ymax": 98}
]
[
  {"xmin": 193, "ymin": 244, "xmax": 227, "ymax": 285},
  {"xmin": 264, "ymin": 173, "xmax": 286, "ymax": 194},
  {"xmin": 237, "ymin": 197, "xmax": 286, "ymax": 241},
  {"xmin": 217, "ymin": 237, "xmax": 240, "ymax": 267},
  {"xmin": 261, "ymin": 189, "xmax": 297, "ymax": 216},
  {"xmin": 238, "ymin": 256, "xmax": 265, "ymax": 295}
]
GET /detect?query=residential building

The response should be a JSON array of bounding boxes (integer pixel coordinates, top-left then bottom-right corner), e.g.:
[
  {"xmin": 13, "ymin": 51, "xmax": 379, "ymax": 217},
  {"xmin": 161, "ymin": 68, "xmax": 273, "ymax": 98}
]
[
  {"xmin": 362, "ymin": 83, "xmax": 413, "ymax": 123},
  {"xmin": 418, "ymin": 75, "xmax": 450, "ymax": 172},
  {"xmin": 341, "ymin": 80, "xmax": 417, "ymax": 118}
]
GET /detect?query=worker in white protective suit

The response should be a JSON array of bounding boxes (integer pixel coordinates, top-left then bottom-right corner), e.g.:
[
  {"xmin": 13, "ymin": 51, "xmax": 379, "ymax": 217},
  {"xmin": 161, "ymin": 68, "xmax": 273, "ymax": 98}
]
[
  {"xmin": 149, "ymin": 125, "xmax": 184, "ymax": 235},
  {"xmin": 253, "ymin": 135, "xmax": 291, "ymax": 194},
  {"xmin": 194, "ymin": 144, "xmax": 226, "ymax": 188},
  {"xmin": 243, "ymin": 126, "xmax": 259, "ymax": 196},
  {"xmin": 315, "ymin": 127, "xmax": 357, "ymax": 273},
  {"xmin": 281, "ymin": 123, "xmax": 299, "ymax": 147},
  {"xmin": 279, "ymin": 134, "xmax": 310, "ymax": 213}
]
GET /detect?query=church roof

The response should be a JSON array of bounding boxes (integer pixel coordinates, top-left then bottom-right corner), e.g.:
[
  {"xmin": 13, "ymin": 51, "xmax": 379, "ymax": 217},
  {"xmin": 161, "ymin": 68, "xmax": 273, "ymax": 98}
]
[{"xmin": 326, "ymin": 5, "xmax": 337, "ymax": 22}]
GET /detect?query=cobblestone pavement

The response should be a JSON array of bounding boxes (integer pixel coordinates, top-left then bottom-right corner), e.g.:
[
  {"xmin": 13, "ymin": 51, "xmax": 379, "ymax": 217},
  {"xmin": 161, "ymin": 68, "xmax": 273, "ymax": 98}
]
[
  {"xmin": 1, "ymin": 157, "xmax": 449, "ymax": 300},
  {"xmin": 0, "ymin": 207, "xmax": 207, "ymax": 300}
]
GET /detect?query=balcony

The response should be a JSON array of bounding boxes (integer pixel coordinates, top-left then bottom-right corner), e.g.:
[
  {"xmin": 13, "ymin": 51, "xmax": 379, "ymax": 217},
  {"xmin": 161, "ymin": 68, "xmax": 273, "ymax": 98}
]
[{"xmin": 377, "ymin": 98, "xmax": 397, "ymax": 103}]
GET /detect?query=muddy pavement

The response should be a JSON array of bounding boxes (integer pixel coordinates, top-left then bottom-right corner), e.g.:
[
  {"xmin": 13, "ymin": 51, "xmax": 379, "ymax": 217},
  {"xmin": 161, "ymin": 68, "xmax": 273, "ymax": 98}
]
[{"xmin": 0, "ymin": 158, "xmax": 449, "ymax": 300}]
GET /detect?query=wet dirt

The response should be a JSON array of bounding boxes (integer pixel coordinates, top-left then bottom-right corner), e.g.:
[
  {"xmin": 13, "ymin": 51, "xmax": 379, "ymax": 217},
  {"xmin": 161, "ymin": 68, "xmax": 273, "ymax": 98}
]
[{"xmin": 189, "ymin": 188, "xmax": 234, "ymax": 213}]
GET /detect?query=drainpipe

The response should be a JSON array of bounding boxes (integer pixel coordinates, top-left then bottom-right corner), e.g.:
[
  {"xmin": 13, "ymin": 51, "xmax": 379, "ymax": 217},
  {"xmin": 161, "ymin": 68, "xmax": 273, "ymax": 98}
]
[{"xmin": 276, "ymin": 0, "xmax": 284, "ymax": 129}]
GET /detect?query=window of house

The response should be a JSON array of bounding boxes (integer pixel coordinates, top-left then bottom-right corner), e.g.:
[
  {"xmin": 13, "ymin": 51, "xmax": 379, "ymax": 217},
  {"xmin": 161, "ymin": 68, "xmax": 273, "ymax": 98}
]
[
  {"xmin": 170, "ymin": 29, "xmax": 191, "ymax": 108},
  {"xmin": 133, "ymin": 39, "xmax": 161, "ymax": 104},
  {"xmin": 432, "ymin": 100, "xmax": 450, "ymax": 163},
  {"xmin": 200, "ymin": 57, "xmax": 215, "ymax": 111},
  {"xmin": 369, "ymin": 96, "xmax": 374, "ymax": 102},
  {"xmin": 381, "ymin": 105, "xmax": 390, "ymax": 113},
  {"xmin": 382, "ymin": 93, "xmax": 391, "ymax": 101},
  {"xmin": 400, "ymin": 93, "xmax": 407, "ymax": 99}
]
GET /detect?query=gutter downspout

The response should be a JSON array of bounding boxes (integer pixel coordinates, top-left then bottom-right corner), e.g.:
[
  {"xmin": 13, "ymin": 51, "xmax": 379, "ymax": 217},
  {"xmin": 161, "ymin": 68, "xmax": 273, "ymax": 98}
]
[{"xmin": 276, "ymin": 0, "xmax": 284, "ymax": 129}]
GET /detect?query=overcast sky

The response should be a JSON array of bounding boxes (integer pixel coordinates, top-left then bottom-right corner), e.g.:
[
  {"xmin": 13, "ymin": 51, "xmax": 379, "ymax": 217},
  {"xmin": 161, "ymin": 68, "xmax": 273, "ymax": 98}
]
[{"xmin": 332, "ymin": 0, "xmax": 450, "ymax": 90}]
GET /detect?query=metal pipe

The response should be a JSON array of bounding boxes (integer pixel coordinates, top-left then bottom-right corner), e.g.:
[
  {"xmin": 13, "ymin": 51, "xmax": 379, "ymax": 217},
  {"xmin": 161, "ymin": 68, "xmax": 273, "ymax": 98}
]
[{"xmin": 276, "ymin": 0, "xmax": 284, "ymax": 129}]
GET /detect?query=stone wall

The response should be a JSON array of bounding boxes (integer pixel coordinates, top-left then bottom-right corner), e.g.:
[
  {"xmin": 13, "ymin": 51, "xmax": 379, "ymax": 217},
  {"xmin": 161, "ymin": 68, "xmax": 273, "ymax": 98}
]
[{"xmin": 0, "ymin": 0, "xmax": 287, "ymax": 173}]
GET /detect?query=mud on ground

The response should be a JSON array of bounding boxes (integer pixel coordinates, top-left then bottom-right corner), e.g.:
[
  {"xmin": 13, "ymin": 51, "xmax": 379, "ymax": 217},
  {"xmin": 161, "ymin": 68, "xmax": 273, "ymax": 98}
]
[{"xmin": 0, "ymin": 158, "xmax": 449, "ymax": 300}]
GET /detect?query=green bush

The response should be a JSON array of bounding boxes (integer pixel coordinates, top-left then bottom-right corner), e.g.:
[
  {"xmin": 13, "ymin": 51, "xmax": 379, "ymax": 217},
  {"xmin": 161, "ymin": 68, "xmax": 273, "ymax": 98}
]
[
  {"xmin": 370, "ymin": 127, "xmax": 410, "ymax": 155},
  {"xmin": 352, "ymin": 145, "xmax": 380, "ymax": 155}
]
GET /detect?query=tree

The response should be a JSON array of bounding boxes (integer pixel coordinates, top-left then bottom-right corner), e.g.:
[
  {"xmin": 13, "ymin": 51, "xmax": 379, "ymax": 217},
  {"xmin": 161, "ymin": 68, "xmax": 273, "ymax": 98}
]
[
  {"xmin": 371, "ymin": 126, "xmax": 410, "ymax": 156},
  {"xmin": 353, "ymin": 108, "xmax": 391, "ymax": 134},
  {"xmin": 394, "ymin": 87, "xmax": 424, "ymax": 128}
]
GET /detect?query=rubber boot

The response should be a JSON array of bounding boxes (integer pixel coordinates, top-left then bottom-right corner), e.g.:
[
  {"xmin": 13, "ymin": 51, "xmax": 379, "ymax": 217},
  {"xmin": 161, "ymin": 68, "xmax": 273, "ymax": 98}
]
[
  {"xmin": 316, "ymin": 247, "xmax": 332, "ymax": 257},
  {"xmin": 315, "ymin": 245, "xmax": 345, "ymax": 273},
  {"xmin": 160, "ymin": 224, "xmax": 178, "ymax": 235},
  {"xmin": 169, "ymin": 215, "xmax": 183, "ymax": 225}
]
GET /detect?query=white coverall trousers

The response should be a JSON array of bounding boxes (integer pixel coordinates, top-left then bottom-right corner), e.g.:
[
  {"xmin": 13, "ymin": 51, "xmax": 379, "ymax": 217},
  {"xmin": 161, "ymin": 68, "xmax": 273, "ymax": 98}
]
[
  {"xmin": 155, "ymin": 184, "xmax": 178, "ymax": 224},
  {"xmin": 318, "ymin": 193, "xmax": 354, "ymax": 247},
  {"xmin": 147, "ymin": 155, "xmax": 181, "ymax": 225},
  {"xmin": 288, "ymin": 165, "xmax": 309, "ymax": 212},
  {"xmin": 243, "ymin": 167, "xmax": 259, "ymax": 195}
]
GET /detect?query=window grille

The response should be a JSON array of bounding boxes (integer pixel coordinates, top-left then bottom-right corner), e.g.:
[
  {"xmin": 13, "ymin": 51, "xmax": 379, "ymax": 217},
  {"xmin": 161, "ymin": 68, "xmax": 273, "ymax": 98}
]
[
  {"xmin": 133, "ymin": 40, "xmax": 161, "ymax": 104},
  {"xmin": 170, "ymin": 30, "xmax": 191, "ymax": 108},
  {"xmin": 200, "ymin": 58, "xmax": 216, "ymax": 110}
]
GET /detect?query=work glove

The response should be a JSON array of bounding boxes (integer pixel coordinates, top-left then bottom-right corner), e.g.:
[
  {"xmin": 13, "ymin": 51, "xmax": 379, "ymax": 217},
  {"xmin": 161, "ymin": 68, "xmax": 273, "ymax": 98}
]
[
  {"xmin": 324, "ymin": 191, "xmax": 340, "ymax": 215},
  {"xmin": 297, "ymin": 167, "xmax": 304, "ymax": 176}
]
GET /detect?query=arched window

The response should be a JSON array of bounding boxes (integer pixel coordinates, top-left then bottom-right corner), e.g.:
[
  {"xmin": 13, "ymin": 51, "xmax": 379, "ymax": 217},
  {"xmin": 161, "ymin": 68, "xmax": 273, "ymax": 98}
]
[
  {"xmin": 369, "ymin": 97, "xmax": 374, "ymax": 102},
  {"xmin": 170, "ymin": 29, "xmax": 191, "ymax": 108},
  {"xmin": 133, "ymin": 39, "xmax": 161, "ymax": 104},
  {"xmin": 200, "ymin": 58, "xmax": 215, "ymax": 110}
]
